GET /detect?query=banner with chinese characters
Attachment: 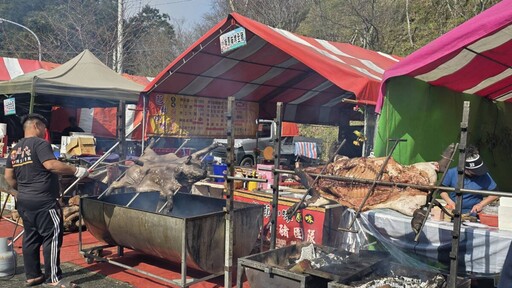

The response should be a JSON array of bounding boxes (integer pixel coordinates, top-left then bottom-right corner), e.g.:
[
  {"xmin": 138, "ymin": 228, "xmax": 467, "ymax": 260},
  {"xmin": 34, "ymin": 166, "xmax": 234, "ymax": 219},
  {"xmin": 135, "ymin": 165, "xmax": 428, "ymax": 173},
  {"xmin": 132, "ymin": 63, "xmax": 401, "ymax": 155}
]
[
  {"xmin": 3, "ymin": 98, "xmax": 16, "ymax": 116},
  {"xmin": 220, "ymin": 27, "xmax": 247, "ymax": 54},
  {"xmin": 146, "ymin": 93, "xmax": 259, "ymax": 138},
  {"xmin": 234, "ymin": 190, "xmax": 326, "ymax": 247}
]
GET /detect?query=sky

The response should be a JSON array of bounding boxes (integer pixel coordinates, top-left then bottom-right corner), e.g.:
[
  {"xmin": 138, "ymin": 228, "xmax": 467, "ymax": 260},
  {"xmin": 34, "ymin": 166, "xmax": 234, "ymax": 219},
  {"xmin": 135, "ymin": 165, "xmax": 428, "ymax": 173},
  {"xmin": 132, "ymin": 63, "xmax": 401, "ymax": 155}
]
[{"xmin": 126, "ymin": 0, "xmax": 214, "ymax": 26}]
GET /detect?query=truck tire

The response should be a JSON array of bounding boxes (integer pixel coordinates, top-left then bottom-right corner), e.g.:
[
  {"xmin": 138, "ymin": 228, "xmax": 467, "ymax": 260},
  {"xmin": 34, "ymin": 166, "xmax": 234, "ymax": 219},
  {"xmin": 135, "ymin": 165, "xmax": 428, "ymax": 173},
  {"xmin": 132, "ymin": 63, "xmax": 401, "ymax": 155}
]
[{"xmin": 239, "ymin": 156, "xmax": 254, "ymax": 167}]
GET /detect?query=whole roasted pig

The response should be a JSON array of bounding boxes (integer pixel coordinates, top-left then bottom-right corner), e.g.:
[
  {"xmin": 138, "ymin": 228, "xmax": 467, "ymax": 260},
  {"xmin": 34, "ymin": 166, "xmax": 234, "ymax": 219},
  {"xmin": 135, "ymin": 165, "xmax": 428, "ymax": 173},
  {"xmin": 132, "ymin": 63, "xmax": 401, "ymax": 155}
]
[
  {"xmin": 109, "ymin": 142, "xmax": 222, "ymax": 213},
  {"xmin": 299, "ymin": 156, "xmax": 438, "ymax": 216}
]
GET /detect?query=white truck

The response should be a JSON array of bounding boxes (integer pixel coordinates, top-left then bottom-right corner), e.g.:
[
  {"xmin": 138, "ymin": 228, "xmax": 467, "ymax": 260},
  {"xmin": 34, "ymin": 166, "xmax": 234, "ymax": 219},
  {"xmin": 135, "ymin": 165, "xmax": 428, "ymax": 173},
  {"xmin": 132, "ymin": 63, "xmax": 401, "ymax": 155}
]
[{"xmin": 213, "ymin": 119, "xmax": 322, "ymax": 167}]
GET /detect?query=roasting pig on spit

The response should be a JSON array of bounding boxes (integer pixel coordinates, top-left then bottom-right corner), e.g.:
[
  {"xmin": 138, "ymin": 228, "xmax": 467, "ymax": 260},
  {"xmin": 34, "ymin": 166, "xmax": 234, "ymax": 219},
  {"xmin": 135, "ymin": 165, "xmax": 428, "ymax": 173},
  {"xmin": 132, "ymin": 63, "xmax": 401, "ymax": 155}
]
[
  {"xmin": 109, "ymin": 142, "xmax": 222, "ymax": 213},
  {"xmin": 299, "ymin": 156, "xmax": 440, "ymax": 216}
]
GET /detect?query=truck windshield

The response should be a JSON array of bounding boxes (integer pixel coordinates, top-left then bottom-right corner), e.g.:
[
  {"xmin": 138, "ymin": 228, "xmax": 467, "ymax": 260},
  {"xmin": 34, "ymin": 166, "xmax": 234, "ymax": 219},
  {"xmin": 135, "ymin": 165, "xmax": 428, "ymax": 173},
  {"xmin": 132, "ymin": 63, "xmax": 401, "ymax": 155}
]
[{"xmin": 258, "ymin": 123, "xmax": 271, "ymax": 138}]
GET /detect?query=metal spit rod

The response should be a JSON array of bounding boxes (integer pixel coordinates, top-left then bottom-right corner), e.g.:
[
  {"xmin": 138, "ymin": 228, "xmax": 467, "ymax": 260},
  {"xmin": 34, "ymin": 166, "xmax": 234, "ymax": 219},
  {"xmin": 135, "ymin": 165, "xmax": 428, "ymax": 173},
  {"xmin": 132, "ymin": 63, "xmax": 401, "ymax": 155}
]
[
  {"xmin": 97, "ymin": 138, "xmax": 164, "ymax": 200},
  {"xmin": 264, "ymin": 168, "xmax": 512, "ymax": 198},
  {"xmin": 413, "ymin": 143, "xmax": 459, "ymax": 242},
  {"xmin": 208, "ymin": 174, "xmax": 267, "ymax": 182},
  {"xmin": 62, "ymin": 141, "xmax": 120, "ymax": 196}
]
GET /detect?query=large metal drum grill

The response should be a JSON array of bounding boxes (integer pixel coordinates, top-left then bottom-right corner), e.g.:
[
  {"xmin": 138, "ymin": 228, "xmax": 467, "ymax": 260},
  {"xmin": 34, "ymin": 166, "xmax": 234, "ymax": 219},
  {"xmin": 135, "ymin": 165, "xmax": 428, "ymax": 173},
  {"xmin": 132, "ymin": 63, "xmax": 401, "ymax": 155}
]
[{"xmin": 81, "ymin": 191, "xmax": 264, "ymax": 274}]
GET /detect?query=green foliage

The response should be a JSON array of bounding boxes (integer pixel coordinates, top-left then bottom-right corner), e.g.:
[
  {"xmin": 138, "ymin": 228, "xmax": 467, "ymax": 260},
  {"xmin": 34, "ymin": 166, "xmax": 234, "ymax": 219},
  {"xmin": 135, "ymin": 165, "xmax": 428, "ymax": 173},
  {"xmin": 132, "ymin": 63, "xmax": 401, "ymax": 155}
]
[
  {"xmin": 299, "ymin": 124, "xmax": 338, "ymax": 161},
  {"xmin": 123, "ymin": 5, "xmax": 176, "ymax": 75},
  {"xmin": 0, "ymin": 0, "xmax": 176, "ymax": 75},
  {"xmin": 295, "ymin": 0, "xmax": 500, "ymax": 56}
]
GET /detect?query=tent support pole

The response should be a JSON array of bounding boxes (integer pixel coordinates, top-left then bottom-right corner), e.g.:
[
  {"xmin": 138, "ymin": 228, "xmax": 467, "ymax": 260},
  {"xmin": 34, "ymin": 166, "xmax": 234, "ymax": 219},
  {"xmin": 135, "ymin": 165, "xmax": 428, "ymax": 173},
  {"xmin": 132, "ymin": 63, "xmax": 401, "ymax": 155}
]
[
  {"xmin": 141, "ymin": 93, "xmax": 148, "ymax": 152},
  {"xmin": 117, "ymin": 100, "xmax": 126, "ymax": 161},
  {"xmin": 270, "ymin": 102, "xmax": 283, "ymax": 250},
  {"xmin": 224, "ymin": 96, "xmax": 235, "ymax": 287},
  {"xmin": 448, "ymin": 101, "xmax": 470, "ymax": 288},
  {"xmin": 29, "ymin": 81, "xmax": 35, "ymax": 113}
]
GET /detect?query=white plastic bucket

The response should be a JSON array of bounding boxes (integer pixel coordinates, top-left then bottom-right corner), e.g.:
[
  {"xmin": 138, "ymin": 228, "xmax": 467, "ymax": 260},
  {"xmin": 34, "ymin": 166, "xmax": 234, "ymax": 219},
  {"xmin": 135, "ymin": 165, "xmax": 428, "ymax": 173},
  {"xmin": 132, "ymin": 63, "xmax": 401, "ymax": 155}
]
[{"xmin": 0, "ymin": 123, "xmax": 6, "ymax": 137}]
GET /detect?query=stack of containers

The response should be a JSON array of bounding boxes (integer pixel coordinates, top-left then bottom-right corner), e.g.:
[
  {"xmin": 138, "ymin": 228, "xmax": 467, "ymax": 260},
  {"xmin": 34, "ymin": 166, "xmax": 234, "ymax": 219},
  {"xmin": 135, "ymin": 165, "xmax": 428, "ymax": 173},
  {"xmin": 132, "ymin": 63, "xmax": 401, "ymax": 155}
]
[{"xmin": 499, "ymin": 197, "xmax": 512, "ymax": 231}]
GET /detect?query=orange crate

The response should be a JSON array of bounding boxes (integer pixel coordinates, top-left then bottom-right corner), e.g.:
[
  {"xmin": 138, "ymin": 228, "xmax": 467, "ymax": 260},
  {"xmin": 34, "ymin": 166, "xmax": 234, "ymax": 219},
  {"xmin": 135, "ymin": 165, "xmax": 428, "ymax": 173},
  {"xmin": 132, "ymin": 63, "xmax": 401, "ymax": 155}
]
[{"xmin": 479, "ymin": 213, "xmax": 498, "ymax": 227}]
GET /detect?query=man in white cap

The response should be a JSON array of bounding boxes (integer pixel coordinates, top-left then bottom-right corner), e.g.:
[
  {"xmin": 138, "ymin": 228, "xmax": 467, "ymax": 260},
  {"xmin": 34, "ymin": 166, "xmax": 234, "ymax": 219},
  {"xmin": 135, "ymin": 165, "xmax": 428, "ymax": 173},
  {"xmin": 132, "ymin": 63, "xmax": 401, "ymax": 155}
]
[{"xmin": 440, "ymin": 145, "xmax": 498, "ymax": 215}]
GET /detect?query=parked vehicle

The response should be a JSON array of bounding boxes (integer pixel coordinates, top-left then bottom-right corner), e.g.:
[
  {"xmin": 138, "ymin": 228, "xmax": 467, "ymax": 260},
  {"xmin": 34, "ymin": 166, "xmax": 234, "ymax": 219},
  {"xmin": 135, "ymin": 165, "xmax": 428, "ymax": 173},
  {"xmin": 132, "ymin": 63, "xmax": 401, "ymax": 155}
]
[{"xmin": 212, "ymin": 120, "xmax": 322, "ymax": 167}]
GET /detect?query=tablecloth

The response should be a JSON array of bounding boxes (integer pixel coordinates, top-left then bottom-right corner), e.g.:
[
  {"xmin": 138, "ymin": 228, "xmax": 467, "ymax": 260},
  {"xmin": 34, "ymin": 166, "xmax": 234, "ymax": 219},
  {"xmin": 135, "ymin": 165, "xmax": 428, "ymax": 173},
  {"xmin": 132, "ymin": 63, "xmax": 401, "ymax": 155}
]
[{"xmin": 356, "ymin": 208, "xmax": 512, "ymax": 276}]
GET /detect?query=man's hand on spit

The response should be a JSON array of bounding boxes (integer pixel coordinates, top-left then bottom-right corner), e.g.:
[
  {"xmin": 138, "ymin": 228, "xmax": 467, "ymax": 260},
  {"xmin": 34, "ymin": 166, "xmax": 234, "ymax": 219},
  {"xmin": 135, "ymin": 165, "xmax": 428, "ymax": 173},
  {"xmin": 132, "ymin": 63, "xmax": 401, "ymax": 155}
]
[
  {"xmin": 470, "ymin": 203, "xmax": 483, "ymax": 214},
  {"xmin": 445, "ymin": 199, "xmax": 456, "ymax": 210},
  {"xmin": 74, "ymin": 167, "xmax": 90, "ymax": 179}
]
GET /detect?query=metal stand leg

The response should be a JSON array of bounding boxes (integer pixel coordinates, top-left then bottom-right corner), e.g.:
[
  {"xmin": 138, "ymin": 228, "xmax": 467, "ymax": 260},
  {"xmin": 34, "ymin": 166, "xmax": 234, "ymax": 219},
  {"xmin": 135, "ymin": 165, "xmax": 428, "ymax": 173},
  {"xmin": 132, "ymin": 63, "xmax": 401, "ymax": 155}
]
[{"xmin": 448, "ymin": 101, "xmax": 470, "ymax": 288}]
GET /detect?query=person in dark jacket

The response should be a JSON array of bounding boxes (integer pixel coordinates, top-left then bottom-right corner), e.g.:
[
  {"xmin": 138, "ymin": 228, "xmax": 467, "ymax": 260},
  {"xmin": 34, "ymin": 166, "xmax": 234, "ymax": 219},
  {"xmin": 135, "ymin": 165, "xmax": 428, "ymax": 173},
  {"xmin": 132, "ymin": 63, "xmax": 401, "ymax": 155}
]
[
  {"xmin": 440, "ymin": 145, "xmax": 498, "ymax": 215},
  {"xmin": 61, "ymin": 116, "xmax": 84, "ymax": 136},
  {"xmin": 4, "ymin": 113, "xmax": 88, "ymax": 287}
]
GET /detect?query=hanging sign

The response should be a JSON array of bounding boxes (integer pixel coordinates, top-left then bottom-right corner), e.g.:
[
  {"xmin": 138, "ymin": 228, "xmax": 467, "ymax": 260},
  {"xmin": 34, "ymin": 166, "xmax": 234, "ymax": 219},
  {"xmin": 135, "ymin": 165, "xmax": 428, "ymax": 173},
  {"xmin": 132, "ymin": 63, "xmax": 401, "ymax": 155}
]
[
  {"xmin": 220, "ymin": 27, "xmax": 247, "ymax": 54},
  {"xmin": 3, "ymin": 98, "xmax": 16, "ymax": 116},
  {"xmin": 145, "ymin": 93, "xmax": 258, "ymax": 138}
]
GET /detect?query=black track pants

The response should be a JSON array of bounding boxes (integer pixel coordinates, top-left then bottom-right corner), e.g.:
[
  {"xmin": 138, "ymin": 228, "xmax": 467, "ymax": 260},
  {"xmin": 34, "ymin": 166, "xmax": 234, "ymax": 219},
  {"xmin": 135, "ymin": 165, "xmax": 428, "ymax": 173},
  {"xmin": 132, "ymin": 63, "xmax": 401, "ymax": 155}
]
[{"xmin": 17, "ymin": 202, "xmax": 63, "ymax": 283}]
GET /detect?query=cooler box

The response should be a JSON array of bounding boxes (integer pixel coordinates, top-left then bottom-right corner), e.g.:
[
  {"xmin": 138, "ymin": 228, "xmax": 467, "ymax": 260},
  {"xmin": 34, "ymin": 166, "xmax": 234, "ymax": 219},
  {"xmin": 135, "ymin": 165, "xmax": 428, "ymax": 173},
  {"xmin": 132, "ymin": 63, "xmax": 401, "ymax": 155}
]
[
  {"xmin": 212, "ymin": 163, "xmax": 227, "ymax": 182},
  {"xmin": 499, "ymin": 206, "xmax": 512, "ymax": 231}
]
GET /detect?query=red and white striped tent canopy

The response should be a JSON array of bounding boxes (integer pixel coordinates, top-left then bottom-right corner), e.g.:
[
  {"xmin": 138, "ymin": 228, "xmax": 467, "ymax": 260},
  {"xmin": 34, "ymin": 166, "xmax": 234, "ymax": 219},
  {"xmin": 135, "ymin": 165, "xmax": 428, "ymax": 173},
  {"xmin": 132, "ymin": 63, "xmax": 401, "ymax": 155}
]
[
  {"xmin": 0, "ymin": 57, "xmax": 59, "ymax": 81},
  {"xmin": 376, "ymin": 0, "xmax": 512, "ymax": 112},
  {"xmin": 144, "ymin": 13, "xmax": 400, "ymax": 125}
]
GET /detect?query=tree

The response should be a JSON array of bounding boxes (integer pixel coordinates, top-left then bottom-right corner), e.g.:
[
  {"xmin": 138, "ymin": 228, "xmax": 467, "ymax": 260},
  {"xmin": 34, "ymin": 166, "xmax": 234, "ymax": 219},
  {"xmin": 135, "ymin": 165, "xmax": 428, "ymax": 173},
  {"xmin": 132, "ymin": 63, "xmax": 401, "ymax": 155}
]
[
  {"xmin": 10, "ymin": 0, "xmax": 119, "ymax": 64},
  {"xmin": 199, "ymin": 0, "xmax": 314, "ymax": 32},
  {"xmin": 123, "ymin": 5, "xmax": 176, "ymax": 76},
  {"xmin": 0, "ymin": 1, "xmax": 177, "ymax": 77}
]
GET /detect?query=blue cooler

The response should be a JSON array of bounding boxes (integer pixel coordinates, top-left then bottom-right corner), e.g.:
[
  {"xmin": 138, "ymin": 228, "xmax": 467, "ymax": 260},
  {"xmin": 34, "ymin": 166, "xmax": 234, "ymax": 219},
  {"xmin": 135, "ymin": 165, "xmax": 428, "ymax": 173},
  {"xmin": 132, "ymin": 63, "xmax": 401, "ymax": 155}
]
[{"xmin": 212, "ymin": 163, "xmax": 228, "ymax": 182}]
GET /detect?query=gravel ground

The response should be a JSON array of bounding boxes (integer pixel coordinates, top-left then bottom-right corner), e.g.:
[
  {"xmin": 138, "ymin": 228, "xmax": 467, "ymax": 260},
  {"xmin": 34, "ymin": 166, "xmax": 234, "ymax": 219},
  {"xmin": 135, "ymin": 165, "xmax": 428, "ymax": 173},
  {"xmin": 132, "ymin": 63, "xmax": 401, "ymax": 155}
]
[{"xmin": 0, "ymin": 254, "xmax": 133, "ymax": 288}]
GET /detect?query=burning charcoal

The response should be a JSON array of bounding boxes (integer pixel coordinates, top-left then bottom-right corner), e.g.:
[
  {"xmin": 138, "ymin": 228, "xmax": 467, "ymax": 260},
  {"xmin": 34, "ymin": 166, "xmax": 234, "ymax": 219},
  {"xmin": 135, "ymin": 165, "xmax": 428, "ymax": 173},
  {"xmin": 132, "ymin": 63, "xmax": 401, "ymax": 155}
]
[
  {"xmin": 350, "ymin": 275, "xmax": 446, "ymax": 287},
  {"xmin": 297, "ymin": 243, "xmax": 316, "ymax": 262},
  {"xmin": 310, "ymin": 255, "xmax": 329, "ymax": 268},
  {"xmin": 310, "ymin": 251, "xmax": 346, "ymax": 269},
  {"xmin": 289, "ymin": 259, "xmax": 312, "ymax": 274}
]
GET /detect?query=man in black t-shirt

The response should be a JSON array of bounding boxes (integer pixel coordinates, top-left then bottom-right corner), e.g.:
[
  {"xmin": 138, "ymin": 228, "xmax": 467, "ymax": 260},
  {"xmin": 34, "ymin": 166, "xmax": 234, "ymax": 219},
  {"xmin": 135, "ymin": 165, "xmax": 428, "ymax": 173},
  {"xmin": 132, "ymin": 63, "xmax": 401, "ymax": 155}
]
[{"xmin": 4, "ymin": 113, "xmax": 88, "ymax": 287}]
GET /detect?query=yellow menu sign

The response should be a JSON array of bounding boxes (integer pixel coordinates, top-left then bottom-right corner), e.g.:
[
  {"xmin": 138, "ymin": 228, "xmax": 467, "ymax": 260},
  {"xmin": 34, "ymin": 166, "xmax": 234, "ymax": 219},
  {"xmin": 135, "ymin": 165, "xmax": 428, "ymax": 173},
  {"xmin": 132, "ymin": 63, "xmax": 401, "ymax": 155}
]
[{"xmin": 146, "ymin": 93, "xmax": 259, "ymax": 138}]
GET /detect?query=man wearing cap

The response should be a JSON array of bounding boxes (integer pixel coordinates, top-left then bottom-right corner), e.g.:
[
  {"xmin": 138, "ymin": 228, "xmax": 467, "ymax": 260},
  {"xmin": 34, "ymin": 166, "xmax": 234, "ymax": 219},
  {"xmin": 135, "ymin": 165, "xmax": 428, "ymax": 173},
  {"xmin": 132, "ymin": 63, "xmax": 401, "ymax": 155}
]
[
  {"xmin": 440, "ymin": 146, "xmax": 498, "ymax": 215},
  {"xmin": 4, "ymin": 113, "xmax": 88, "ymax": 287}
]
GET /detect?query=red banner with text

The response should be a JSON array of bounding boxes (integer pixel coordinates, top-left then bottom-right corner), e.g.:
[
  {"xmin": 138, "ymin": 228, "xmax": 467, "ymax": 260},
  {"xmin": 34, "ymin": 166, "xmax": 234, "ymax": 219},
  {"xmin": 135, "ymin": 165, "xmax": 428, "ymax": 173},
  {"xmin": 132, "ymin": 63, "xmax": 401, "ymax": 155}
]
[{"xmin": 234, "ymin": 190, "xmax": 325, "ymax": 248}]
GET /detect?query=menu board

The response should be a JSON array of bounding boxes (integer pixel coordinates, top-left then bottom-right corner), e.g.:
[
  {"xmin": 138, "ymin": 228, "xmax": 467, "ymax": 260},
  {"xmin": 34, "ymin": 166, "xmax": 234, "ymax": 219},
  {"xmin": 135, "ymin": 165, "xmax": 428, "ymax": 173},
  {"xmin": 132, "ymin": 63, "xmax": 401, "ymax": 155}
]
[{"xmin": 146, "ymin": 93, "xmax": 259, "ymax": 138}]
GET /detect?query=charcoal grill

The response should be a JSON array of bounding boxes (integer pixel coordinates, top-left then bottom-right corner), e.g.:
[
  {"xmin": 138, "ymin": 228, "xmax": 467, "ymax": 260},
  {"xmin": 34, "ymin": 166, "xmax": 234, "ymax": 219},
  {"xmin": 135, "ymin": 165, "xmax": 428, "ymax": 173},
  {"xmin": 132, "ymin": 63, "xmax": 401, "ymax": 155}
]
[
  {"xmin": 328, "ymin": 262, "xmax": 471, "ymax": 287},
  {"xmin": 237, "ymin": 243, "xmax": 471, "ymax": 288},
  {"xmin": 236, "ymin": 243, "xmax": 390, "ymax": 288}
]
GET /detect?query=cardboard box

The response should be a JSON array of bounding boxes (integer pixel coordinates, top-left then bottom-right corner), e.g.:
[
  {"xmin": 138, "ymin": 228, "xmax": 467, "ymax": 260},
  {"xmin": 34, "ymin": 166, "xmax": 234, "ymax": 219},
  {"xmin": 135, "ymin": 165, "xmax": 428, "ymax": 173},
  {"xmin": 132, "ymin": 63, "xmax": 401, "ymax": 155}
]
[{"xmin": 66, "ymin": 136, "xmax": 96, "ymax": 156}]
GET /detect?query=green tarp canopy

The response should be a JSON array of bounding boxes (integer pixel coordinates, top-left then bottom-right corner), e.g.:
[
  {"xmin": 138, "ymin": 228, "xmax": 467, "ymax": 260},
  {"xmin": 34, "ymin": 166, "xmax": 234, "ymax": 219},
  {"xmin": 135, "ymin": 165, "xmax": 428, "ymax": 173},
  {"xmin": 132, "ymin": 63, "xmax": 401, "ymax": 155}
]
[
  {"xmin": 374, "ymin": 0, "xmax": 512, "ymax": 190},
  {"xmin": 0, "ymin": 49, "xmax": 143, "ymax": 108}
]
